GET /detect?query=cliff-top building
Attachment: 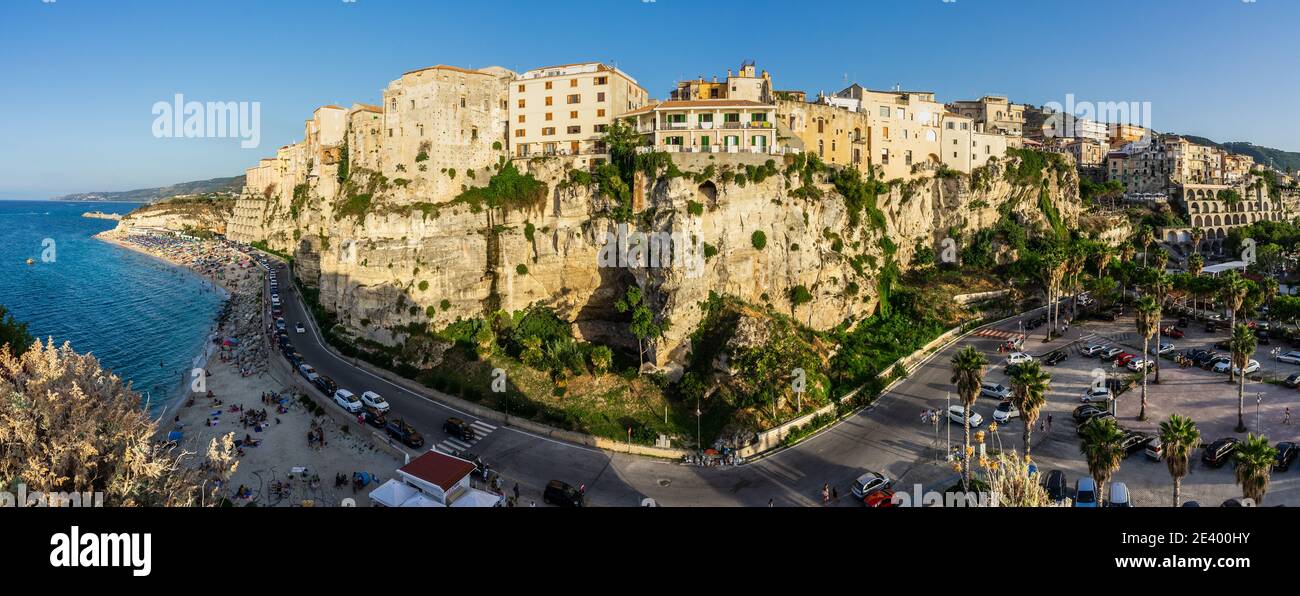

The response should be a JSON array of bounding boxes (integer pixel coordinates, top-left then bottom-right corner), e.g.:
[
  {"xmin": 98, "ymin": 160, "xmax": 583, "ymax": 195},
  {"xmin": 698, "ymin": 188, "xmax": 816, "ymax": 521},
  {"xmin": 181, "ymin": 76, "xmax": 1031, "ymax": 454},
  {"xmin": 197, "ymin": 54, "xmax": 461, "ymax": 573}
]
[
  {"xmin": 508, "ymin": 62, "xmax": 648, "ymax": 163},
  {"xmin": 624, "ymin": 61, "xmax": 781, "ymax": 155},
  {"xmin": 947, "ymin": 95, "xmax": 1027, "ymax": 139}
]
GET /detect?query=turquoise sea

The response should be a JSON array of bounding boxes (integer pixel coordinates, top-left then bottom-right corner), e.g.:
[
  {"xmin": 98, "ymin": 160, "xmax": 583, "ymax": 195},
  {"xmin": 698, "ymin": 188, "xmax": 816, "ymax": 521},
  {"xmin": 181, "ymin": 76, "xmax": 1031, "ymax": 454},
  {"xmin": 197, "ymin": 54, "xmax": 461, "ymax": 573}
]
[{"xmin": 0, "ymin": 200, "xmax": 224, "ymax": 409}]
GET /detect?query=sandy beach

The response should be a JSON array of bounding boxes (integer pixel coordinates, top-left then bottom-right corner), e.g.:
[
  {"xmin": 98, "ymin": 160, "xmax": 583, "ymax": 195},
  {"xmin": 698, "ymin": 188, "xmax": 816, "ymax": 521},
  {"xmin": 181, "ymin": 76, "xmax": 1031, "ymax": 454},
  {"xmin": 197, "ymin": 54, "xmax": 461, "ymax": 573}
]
[{"xmin": 97, "ymin": 229, "xmax": 401, "ymax": 506}]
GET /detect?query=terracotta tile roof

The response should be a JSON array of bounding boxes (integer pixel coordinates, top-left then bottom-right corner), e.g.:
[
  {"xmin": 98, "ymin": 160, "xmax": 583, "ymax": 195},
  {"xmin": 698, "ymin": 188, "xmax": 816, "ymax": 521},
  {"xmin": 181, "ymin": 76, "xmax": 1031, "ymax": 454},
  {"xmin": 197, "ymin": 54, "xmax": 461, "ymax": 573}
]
[
  {"xmin": 402, "ymin": 64, "xmax": 492, "ymax": 77},
  {"xmin": 398, "ymin": 450, "xmax": 476, "ymax": 491},
  {"xmin": 351, "ymin": 103, "xmax": 382, "ymax": 114}
]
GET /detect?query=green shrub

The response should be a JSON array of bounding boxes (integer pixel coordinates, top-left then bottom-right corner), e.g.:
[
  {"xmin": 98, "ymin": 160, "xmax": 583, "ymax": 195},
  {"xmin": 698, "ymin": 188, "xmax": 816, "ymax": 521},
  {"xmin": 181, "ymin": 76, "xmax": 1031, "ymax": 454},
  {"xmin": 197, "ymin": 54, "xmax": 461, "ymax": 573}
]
[
  {"xmin": 418, "ymin": 280, "xmax": 429, "ymax": 292},
  {"xmin": 516, "ymin": 264, "xmax": 529, "ymax": 275},
  {"xmin": 687, "ymin": 201, "xmax": 704, "ymax": 216},
  {"xmin": 751, "ymin": 230, "xmax": 767, "ymax": 250}
]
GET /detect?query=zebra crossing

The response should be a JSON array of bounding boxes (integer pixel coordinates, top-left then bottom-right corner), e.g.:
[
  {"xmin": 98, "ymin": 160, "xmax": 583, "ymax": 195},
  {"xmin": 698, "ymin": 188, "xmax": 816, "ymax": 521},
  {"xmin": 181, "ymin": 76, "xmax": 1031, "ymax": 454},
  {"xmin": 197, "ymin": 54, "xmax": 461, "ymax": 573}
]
[
  {"xmin": 974, "ymin": 328, "xmax": 1023, "ymax": 340},
  {"xmin": 434, "ymin": 419, "xmax": 498, "ymax": 455}
]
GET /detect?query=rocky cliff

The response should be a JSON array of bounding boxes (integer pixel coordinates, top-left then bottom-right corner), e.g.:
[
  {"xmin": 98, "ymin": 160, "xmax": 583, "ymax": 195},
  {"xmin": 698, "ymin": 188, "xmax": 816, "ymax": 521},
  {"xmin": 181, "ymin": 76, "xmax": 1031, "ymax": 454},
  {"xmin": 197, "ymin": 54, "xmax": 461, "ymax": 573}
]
[
  {"xmin": 113, "ymin": 195, "xmax": 234, "ymax": 235},
  {"xmin": 216, "ymin": 150, "xmax": 1081, "ymax": 370}
]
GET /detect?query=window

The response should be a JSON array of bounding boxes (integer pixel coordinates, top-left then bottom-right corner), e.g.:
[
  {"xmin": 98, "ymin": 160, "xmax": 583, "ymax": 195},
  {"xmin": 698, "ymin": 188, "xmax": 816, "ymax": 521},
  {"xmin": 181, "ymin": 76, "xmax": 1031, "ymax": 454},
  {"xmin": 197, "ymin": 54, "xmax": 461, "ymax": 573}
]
[
  {"xmin": 898, "ymin": 108, "xmax": 906, "ymax": 120},
  {"xmin": 751, "ymin": 135, "xmax": 767, "ymax": 147},
  {"xmin": 517, "ymin": 84, "xmax": 525, "ymax": 92},
  {"xmin": 594, "ymin": 124, "xmax": 608, "ymax": 133},
  {"xmin": 515, "ymin": 129, "xmax": 526, "ymax": 137},
  {"xmin": 595, "ymin": 76, "xmax": 608, "ymax": 85},
  {"xmin": 567, "ymin": 125, "xmax": 581, "ymax": 134},
  {"xmin": 596, "ymin": 92, "xmax": 606, "ymax": 102},
  {"xmin": 410, "ymin": 99, "xmax": 415, "ymax": 109},
  {"xmin": 723, "ymin": 113, "xmax": 740, "ymax": 123},
  {"xmin": 666, "ymin": 136, "xmax": 684, "ymax": 146},
  {"xmin": 881, "ymin": 149, "xmax": 890, "ymax": 164},
  {"xmin": 570, "ymin": 79, "xmax": 578, "ymax": 88},
  {"xmin": 518, "ymin": 99, "xmax": 526, "ymax": 108},
  {"xmin": 905, "ymin": 150, "xmax": 913, "ymax": 166},
  {"xmin": 567, "ymin": 94, "xmax": 581, "ymax": 104},
  {"xmin": 545, "ymin": 81, "xmax": 553, "ymax": 90},
  {"xmin": 389, "ymin": 98, "xmax": 397, "ymax": 110},
  {"xmin": 545, "ymin": 113, "xmax": 553, "ymax": 121},
  {"xmin": 818, "ymin": 140, "xmax": 824, "ymax": 156},
  {"xmin": 597, "ymin": 109, "xmax": 606, "ymax": 117},
  {"xmin": 569, "ymin": 111, "xmax": 578, "ymax": 119},
  {"xmin": 460, "ymin": 97, "xmax": 466, "ymax": 108},
  {"xmin": 518, "ymin": 115, "xmax": 526, "ymax": 123},
  {"xmin": 545, "ymin": 96, "xmax": 553, "ymax": 106},
  {"xmin": 879, "ymin": 106, "xmax": 890, "ymax": 117},
  {"xmin": 817, "ymin": 119, "xmax": 824, "ymax": 133},
  {"xmin": 750, "ymin": 113, "xmax": 768, "ymax": 122},
  {"xmin": 387, "ymin": 128, "xmax": 393, "ymax": 138},
  {"xmin": 882, "ymin": 127, "xmax": 889, "ymax": 139},
  {"xmin": 542, "ymin": 127, "xmax": 556, "ymax": 136}
]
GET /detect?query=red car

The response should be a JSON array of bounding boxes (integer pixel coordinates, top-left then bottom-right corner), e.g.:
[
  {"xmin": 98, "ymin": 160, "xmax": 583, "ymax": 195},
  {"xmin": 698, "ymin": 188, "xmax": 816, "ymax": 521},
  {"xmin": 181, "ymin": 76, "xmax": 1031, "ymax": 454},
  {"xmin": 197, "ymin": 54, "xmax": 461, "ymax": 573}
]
[
  {"xmin": 1115, "ymin": 353, "xmax": 1136, "ymax": 367},
  {"xmin": 1162, "ymin": 326, "xmax": 1184, "ymax": 339},
  {"xmin": 863, "ymin": 489, "xmax": 897, "ymax": 508}
]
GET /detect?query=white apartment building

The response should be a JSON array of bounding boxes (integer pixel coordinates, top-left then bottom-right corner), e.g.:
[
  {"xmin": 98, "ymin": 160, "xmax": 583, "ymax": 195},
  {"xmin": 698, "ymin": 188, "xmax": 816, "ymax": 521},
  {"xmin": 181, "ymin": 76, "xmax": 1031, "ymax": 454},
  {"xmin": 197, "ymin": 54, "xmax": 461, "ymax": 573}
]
[{"xmin": 509, "ymin": 62, "xmax": 648, "ymax": 160}]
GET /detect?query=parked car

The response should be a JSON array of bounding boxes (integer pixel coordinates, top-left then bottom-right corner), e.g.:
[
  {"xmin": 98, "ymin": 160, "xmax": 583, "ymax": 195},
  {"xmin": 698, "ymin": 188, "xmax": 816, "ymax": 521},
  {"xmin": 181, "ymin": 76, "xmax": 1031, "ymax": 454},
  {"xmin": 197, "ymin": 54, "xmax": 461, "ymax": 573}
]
[
  {"xmin": 1077, "ymin": 413, "xmax": 1115, "ymax": 436},
  {"xmin": 1214, "ymin": 339, "xmax": 1232, "ymax": 350},
  {"xmin": 1202, "ymin": 438, "xmax": 1240, "ymax": 468},
  {"xmin": 543, "ymin": 480, "xmax": 584, "ymax": 507},
  {"xmin": 332, "ymin": 388, "xmax": 362, "ymax": 413},
  {"xmin": 851, "ymin": 471, "xmax": 893, "ymax": 499},
  {"xmin": 1081, "ymin": 387, "xmax": 1113, "ymax": 404},
  {"xmin": 1204, "ymin": 356, "xmax": 1231, "ymax": 371},
  {"xmin": 1100, "ymin": 347, "xmax": 1123, "ymax": 360},
  {"xmin": 1126, "ymin": 358, "xmax": 1154, "ymax": 372},
  {"xmin": 863, "ymin": 489, "xmax": 897, "ymax": 508},
  {"xmin": 1072, "ymin": 404, "xmax": 1109, "ymax": 423},
  {"xmin": 1074, "ymin": 478, "xmax": 1098, "ymax": 507},
  {"xmin": 360, "ymin": 390, "xmax": 389, "ymax": 413},
  {"xmin": 1192, "ymin": 351, "xmax": 1221, "ymax": 366},
  {"xmin": 361, "ymin": 405, "xmax": 387, "ymax": 428},
  {"xmin": 1145, "ymin": 436, "xmax": 1164, "ymax": 460},
  {"xmin": 1120, "ymin": 431, "xmax": 1152, "ymax": 457},
  {"xmin": 1044, "ymin": 350, "xmax": 1068, "ymax": 365},
  {"xmin": 1275, "ymin": 442, "xmax": 1298, "ymax": 472},
  {"xmin": 1277, "ymin": 351, "xmax": 1300, "ymax": 365},
  {"xmin": 1154, "ymin": 343, "xmax": 1175, "ymax": 355},
  {"xmin": 297, "ymin": 363, "xmax": 316, "ymax": 379},
  {"xmin": 1115, "ymin": 352, "xmax": 1136, "ymax": 367},
  {"xmin": 1162, "ymin": 326, "xmax": 1185, "ymax": 339},
  {"xmin": 1283, "ymin": 373, "xmax": 1300, "ymax": 388},
  {"xmin": 1007, "ymin": 352, "xmax": 1034, "ymax": 365},
  {"xmin": 993, "ymin": 401, "xmax": 1020, "ymax": 423},
  {"xmin": 443, "ymin": 417, "xmax": 476, "ymax": 442},
  {"xmin": 1231, "ymin": 359, "xmax": 1261, "ymax": 375},
  {"xmin": 980, "ymin": 382, "xmax": 1011, "ymax": 400},
  {"xmin": 295, "ymin": 322, "xmax": 305, "ymax": 333},
  {"xmin": 1042, "ymin": 470, "xmax": 1067, "ymax": 503},
  {"xmin": 385, "ymin": 418, "xmax": 425, "ymax": 448},
  {"xmin": 1081, "ymin": 344, "xmax": 1107, "ymax": 357},
  {"xmin": 946, "ymin": 404, "xmax": 984, "ymax": 428},
  {"xmin": 1096, "ymin": 310, "xmax": 1118, "ymax": 322},
  {"xmin": 314, "ymin": 375, "xmax": 337, "ymax": 396},
  {"xmin": 1257, "ymin": 330, "xmax": 1271, "ymax": 344},
  {"xmin": 1206, "ymin": 321, "xmax": 1218, "ymax": 333},
  {"xmin": 1177, "ymin": 316, "xmax": 1190, "ymax": 327},
  {"xmin": 1107, "ymin": 482, "xmax": 1133, "ymax": 507}
]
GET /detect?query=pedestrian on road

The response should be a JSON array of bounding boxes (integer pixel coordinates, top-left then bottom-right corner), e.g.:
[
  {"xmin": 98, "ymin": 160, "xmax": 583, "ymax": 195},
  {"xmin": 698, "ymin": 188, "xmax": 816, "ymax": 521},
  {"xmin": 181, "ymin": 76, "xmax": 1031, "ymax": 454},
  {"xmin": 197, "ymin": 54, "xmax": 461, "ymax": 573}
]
[
  {"xmin": 768, "ymin": 498, "xmax": 774, "ymax": 507},
  {"xmin": 530, "ymin": 500, "xmax": 535, "ymax": 507},
  {"xmin": 822, "ymin": 483, "xmax": 830, "ymax": 504},
  {"xmin": 513, "ymin": 483, "xmax": 520, "ymax": 500},
  {"xmin": 832, "ymin": 487, "xmax": 838, "ymax": 502},
  {"xmin": 1286, "ymin": 407, "xmax": 1292, "ymax": 426},
  {"xmin": 1046, "ymin": 414, "xmax": 1053, "ymax": 433}
]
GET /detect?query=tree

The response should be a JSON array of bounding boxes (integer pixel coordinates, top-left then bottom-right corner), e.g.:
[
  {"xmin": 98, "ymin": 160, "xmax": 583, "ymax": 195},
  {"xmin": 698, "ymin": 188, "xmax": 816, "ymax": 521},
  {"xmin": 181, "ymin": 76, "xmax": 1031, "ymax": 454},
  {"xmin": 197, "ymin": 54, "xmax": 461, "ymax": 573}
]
[
  {"xmin": 1234, "ymin": 434, "xmax": 1277, "ymax": 504},
  {"xmin": 1010, "ymin": 360, "xmax": 1051, "ymax": 456},
  {"xmin": 1187, "ymin": 253, "xmax": 1204, "ymax": 311},
  {"xmin": 615, "ymin": 286, "xmax": 666, "ymax": 369},
  {"xmin": 1135, "ymin": 296, "xmax": 1160, "ymax": 420},
  {"xmin": 589, "ymin": 345, "xmax": 612, "ymax": 375},
  {"xmin": 1229, "ymin": 323, "xmax": 1257, "ymax": 432},
  {"xmin": 1219, "ymin": 270, "xmax": 1249, "ymax": 332},
  {"xmin": 473, "ymin": 324, "xmax": 495, "ymax": 359},
  {"xmin": 1159, "ymin": 414, "xmax": 1200, "ymax": 506},
  {"xmin": 0, "ymin": 305, "xmax": 33, "ymax": 357},
  {"xmin": 1149, "ymin": 273, "xmax": 1172, "ymax": 383},
  {"xmin": 0, "ymin": 340, "xmax": 231, "ymax": 506},
  {"xmin": 949, "ymin": 346, "xmax": 988, "ymax": 490},
  {"xmin": 1079, "ymin": 416, "xmax": 1126, "ymax": 504},
  {"xmin": 1137, "ymin": 225, "xmax": 1154, "ymax": 267},
  {"xmin": 1190, "ymin": 228, "xmax": 1204, "ymax": 254}
]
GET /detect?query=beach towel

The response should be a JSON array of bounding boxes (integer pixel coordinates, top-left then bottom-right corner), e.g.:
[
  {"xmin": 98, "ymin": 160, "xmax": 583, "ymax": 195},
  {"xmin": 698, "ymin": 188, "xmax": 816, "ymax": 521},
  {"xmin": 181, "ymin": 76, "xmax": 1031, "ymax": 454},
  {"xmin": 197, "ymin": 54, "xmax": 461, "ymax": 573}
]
[{"xmin": 167, "ymin": 431, "xmax": 183, "ymax": 442}]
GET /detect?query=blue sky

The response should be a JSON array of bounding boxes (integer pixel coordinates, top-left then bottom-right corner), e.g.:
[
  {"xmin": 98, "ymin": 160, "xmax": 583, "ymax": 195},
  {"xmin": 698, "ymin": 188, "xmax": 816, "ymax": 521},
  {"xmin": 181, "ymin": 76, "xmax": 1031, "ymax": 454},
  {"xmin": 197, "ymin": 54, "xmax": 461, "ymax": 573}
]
[{"xmin": 2, "ymin": 0, "xmax": 1297, "ymax": 198}]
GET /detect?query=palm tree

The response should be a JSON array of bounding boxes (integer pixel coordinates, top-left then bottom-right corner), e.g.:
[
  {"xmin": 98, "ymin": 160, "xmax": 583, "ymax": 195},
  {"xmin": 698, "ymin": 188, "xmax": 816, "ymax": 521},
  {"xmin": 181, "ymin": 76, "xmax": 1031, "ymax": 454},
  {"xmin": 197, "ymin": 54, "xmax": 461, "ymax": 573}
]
[
  {"xmin": 1234, "ymin": 434, "xmax": 1278, "ymax": 504},
  {"xmin": 1038, "ymin": 252, "xmax": 1064, "ymax": 342},
  {"xmin": 950, "ymin": 346, "xmax": 988, "ymax": 490},
  {"xmin": 1080, "ymin": 416, "xmax": 1126, "ymax": 504},
  {"xmin": 1261, "ymin": 277, "xmax": 1279, "ymax": 325},
  {"xmin": 1187, "ymin": 253, "xmax": 1204, "ymax": 312},
  {"xmin": 1120, "ymin": 244, "xmax": 1135, "ymax": 264},
  {"xmin": 1230, "ymin": 323, "xmax": 1257, "ymax": 432},
  {"xmin": 1150, "ymin": 273, "xmax": 1173, "ymax": 384},
  {"xmin": 1135, "ymin": 296, "xmax": 1160, "ymax": 421},
  {"xmin": 1219, "ymin": 270, "xmax": 1249, "ymax": 331},
  {"xmin": 1190, "ymin": 228, "xmax": 1204, "ymax": 255},
  {"xmin": 1159, "ymin": 414, "xmax": 1200, "ymax": 506},
  {"xmin": 1010, "ymin": 361, "xmax": 1051, "ymax": 457},
  {"xmin": 1152, "ymin": 248, "xmax": 1169, "ymax": 273}
]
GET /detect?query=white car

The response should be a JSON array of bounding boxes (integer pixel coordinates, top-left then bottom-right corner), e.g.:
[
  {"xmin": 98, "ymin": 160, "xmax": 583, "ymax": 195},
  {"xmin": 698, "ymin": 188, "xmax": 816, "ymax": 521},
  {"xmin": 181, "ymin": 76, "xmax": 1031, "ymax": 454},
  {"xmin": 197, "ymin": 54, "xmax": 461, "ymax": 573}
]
[
  {"xmin": 333, "ymin": 389, "xmax": 363, "ymax": 413},
  {"xmin": 980, "ymin": 382, "xmax": 1011, "ymax": 400},
  {"xmin": 1154, "ymin": 343, "xmax": 1175, "ymax": 355},
  {"xmin": 360, "ymin": 390, "xmax": 389, "ymax": 413},
  {"xmin": 946, "ymin": 404, "xmax": 984, "ymax": 427},
  {"xmin": 295, "ymin": 322, "xmax": 305, "ymax": 334},
  {"xmin": 297, "ymin": 363, "xmax": 316, "ymax": 378},
  {"xmin": 850, "ymin": 471, "xmax": 893, "ymax": 499},
  {"xmin": 1099, "ymin": 347, "xmax": 1123, "ymax": 360},
  {"xmin": 1127, "ymin": 358, "xmax": 1154, "ymax": 372},
  {"xmin": 1081, "ymin": 387, "xmax": 1113, "ymax": 403},
  {"xmin": 1081, "ymin": 344, "xmax": 1107, "ymax": 357},
  {"xmin": 1230, "ymin": 360, "xmax": 1261, "ymax": 375},
  {"xmin": 1278, "ymin": 351, "xmax": 1300, "ymax": 365},
  {"xmin": 1006, "ymin": 352, "xmax": 1033, "ymax": 365},
  {"xmin": 993, "ymin": 401, "xmax": 1020, "ymax": 423}
]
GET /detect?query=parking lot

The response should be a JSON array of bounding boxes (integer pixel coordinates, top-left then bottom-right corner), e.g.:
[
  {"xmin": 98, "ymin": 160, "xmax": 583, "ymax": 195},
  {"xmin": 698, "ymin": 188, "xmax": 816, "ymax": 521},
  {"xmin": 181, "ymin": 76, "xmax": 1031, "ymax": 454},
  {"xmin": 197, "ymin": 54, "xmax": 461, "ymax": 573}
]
[{"xmin": 971, "ymin": 308, "xmax": 1300, "ymax": 506}]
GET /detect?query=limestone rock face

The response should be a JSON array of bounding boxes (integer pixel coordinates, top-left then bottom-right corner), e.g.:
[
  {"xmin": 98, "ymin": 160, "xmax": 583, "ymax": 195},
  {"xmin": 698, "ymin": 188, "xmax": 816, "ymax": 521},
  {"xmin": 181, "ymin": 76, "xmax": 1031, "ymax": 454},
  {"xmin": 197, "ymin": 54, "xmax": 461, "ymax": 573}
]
[
  {"xmin": 146, "ymin": 153, "xmax": 1082, "ymax": 368},
  {"xmin": 115, "ymin": 198, "xmax": 232, "ymax": 235}
]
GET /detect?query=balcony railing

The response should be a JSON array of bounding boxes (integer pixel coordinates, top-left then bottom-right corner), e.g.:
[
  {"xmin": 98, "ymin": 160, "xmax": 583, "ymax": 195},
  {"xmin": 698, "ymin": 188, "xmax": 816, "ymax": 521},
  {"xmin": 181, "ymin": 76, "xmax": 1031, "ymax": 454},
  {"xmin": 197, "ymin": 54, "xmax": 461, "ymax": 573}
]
[{"xmin": 638, "ymin": 120, "xmax": 774, "ymax": 132}]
